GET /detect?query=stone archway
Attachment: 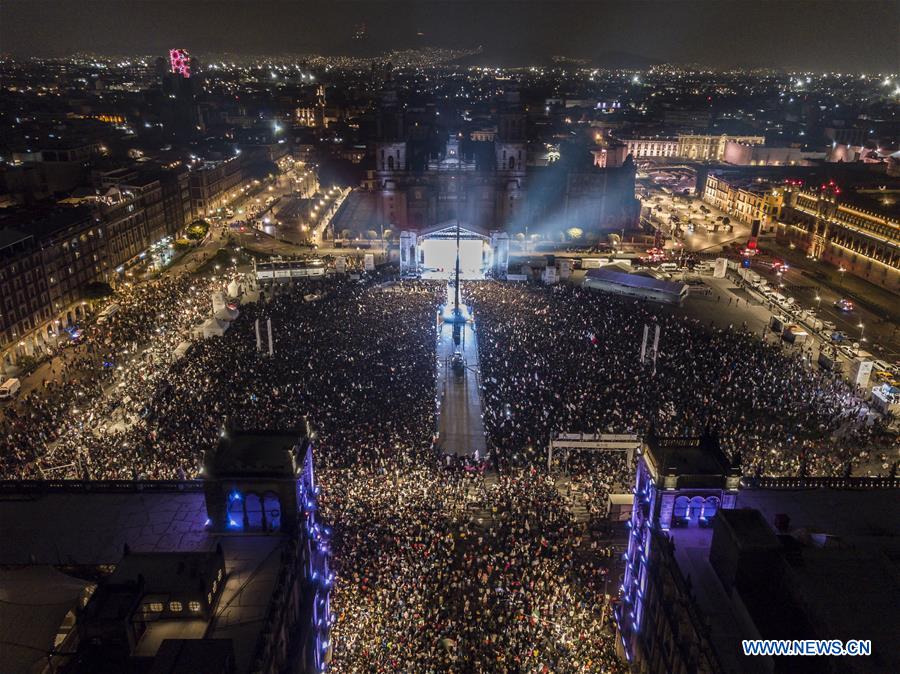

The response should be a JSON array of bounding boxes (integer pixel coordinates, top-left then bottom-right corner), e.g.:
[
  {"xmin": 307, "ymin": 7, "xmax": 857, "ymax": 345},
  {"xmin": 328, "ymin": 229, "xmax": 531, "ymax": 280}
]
[
  {"xmin": 673, "ymin": 495, "xmax": 689, "ymax": 520},
  {"xmin": 688, "ymin": 496, "xmax": 705, "ymax": 522},
  {"xmin": 702, "ymin": 496, "xmax": 720, "ymax": 521}
]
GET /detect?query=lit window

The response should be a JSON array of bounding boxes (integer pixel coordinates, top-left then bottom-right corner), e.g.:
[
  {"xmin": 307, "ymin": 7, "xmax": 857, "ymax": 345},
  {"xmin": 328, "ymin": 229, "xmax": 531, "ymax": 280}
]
[
  {"xmin": 169, "ymin": 601, "xmax": 183, "ymax": 612},
  {"xmin": 217, "ymin": 568, "xmax": 223, "ymax": 581},
  {"xmin": 148, "ymin": 602, "xmax": 163, "ymax": 612},
  {"xmin": 189, "ymin": 601, "xmax": 201, "ymax": 612},
  {"xmin": 212, "ymin": 580, "xmax": 218, "ymax": 593},
  {"xmin": 207, "ymin": 592, "xmax": 213, "ymax": 605}
]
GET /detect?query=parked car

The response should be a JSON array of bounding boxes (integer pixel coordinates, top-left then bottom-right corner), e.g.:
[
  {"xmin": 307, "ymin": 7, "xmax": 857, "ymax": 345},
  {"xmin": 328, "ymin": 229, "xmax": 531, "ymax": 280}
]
[
  {"xmin": 872, "ymin": 359, "xmax": 893, "ymax": 373},
  {"xmin": 834, "ymin": 298, "xmax": 854, "ymax": 312},
  {"xmin": 0, "ymin": 377, "xmax": 21, "ymax": 400}
]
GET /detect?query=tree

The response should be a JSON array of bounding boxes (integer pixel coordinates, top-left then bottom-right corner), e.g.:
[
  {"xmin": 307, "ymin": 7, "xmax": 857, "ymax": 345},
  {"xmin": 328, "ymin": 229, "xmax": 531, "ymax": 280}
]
[{"xmin": 186, "ymin": 220, "xmax": 209, "ymax": 241}]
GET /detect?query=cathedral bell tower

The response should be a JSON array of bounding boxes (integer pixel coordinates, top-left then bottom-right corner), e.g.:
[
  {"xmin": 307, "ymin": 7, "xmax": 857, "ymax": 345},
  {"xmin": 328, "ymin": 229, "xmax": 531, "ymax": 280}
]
[{"xmin": 495, "ymin": 89, "xmax": 527, "ymax": 176}]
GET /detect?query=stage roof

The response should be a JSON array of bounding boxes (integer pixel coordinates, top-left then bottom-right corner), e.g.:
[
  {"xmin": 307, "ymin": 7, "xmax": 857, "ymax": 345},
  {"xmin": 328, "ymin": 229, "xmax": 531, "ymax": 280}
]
[{"xmin": 418, "ymin": 221, "xmax": 490, "ymax": 239}]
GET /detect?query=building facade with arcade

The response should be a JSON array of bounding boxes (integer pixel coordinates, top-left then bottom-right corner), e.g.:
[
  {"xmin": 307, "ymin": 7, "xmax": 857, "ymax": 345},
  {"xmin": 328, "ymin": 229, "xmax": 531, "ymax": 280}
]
[{"xmin": 780, "ymin": 184, "xmax": 900, "ymax": 292}]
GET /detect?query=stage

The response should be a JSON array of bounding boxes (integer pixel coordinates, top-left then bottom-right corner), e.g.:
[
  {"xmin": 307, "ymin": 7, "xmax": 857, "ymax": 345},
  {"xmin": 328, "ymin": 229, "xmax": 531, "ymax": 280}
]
[{"xmin": 420, "ymin": 237, "xmax": 487, "ymax": 280}]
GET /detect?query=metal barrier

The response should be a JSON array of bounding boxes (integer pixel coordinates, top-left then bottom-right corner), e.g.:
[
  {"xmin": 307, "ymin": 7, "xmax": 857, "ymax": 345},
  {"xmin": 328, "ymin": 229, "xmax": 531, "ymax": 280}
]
[
  {"xmin": 742, "ymin": 476, "xmax": 900, "ymax": 490},
  {"xmin": 0, "ymin": 480, "xmax": 204, "ymax": 494}
]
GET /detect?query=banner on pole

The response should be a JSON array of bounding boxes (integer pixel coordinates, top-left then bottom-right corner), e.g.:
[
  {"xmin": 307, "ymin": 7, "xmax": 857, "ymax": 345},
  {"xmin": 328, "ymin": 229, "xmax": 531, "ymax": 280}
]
[{"xmin": 640, "ymin": 325, "xmax": 649, "ymax": 364}]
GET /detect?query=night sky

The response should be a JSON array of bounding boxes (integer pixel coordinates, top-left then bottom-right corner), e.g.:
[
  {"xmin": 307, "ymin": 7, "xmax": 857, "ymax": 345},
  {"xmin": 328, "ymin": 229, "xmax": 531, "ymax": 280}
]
[{"xmin": 1, "ymin": 0, "xmax": 897, "ymax": 72}]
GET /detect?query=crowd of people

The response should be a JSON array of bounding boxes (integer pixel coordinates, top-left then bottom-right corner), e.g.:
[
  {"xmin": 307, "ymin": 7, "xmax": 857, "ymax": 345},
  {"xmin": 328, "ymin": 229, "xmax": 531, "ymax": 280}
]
[
  {"xmin": 467, "ymin": 281, "xmax": 893, "ymax": 478},
  {"xmin": 0, "ymin": 273, "xmax": 237, "ymax": 479},
  {"xmin": 4, "ymin": 266, "xmax": 895, "ymax": 672},
  {"xmin": 324, "ymin": 465, "xmax": 623, "ymax": 673}
]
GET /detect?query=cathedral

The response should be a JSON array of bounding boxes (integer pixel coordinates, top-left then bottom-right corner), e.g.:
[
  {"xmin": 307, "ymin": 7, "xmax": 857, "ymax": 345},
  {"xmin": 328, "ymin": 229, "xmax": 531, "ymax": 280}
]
[{"xmin": 343, "ymin": 86, "xmax": 639, "ymax": 238}]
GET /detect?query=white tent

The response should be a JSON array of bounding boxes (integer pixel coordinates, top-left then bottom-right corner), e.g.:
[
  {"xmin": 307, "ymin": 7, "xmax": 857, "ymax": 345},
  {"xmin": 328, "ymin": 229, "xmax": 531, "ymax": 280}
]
[
  {"xmin": 227, "ymin": 279, "xmax": 241, "ymax": 298},
  {"xmin": 211, "ymin": 291, "xmax": 227, "ymax": 314},
  {"xmin": 0, "ymin": 567, "xmax": 90, "ymax": 674},
  {"xmin": 173, "ymin": 340, "xmax": 193, "ymax": 360},
  {"xmin": 214, "ymin": 306, "xmax": 240, "ymax": 322},
  {"xmin": 200, "ymin": 318, "xmax": 230, "ymax": 339}
]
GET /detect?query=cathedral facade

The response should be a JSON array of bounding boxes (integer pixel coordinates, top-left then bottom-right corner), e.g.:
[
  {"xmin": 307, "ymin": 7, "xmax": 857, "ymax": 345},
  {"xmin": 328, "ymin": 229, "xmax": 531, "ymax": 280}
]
[{"xmin": 350, "ymin": 89, "xmax": 639, "ymax": 237}]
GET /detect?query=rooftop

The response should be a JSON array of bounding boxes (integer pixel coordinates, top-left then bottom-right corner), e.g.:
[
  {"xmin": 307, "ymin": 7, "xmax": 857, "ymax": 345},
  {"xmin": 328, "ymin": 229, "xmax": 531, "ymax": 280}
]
[
  {"xmin": 0, "ymin": 489, "xmax": 285, "ymax": 674},
  {"xmin": 585, "ymin": 267, "xmax": 687, "ymax": 296},
  {"xmin": 668, "ymin": 488, "xmax": 900, "ymax": 674},
  {"xmin": 206, "ymin": 431, "xmax": 304, "ymax": 479},
  {"xmin": 0, "ymin": 204, "xmax": 94, "ymax": 241}
]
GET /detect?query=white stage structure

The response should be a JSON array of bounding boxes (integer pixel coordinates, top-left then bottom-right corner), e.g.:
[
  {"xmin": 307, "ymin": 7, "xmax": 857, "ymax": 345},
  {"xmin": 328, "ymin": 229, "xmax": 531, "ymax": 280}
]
[
  {"xmin": 547, "ymin": 433, "xmax": 641, "ymax": 472},
  {"xmin": 399, "ymin": 223, "xmax": 509, "ymax": 277}
]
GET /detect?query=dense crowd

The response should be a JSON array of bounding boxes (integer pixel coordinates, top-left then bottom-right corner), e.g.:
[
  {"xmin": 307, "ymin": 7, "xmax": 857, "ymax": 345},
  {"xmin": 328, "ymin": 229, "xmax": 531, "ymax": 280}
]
[
  {"xmin": 0, "ymin": 273, "xmax": 235, "ymax": 479},
  {"xmin": 467, "ymin": 281, "xmax": 892, "ymax": 478},
  {"xmin": 324, "ymin": 466, "xmax": 623, "ymax": 673},
  {"xmin": 4, "ymin": 269, "xmax": 894, "ymax": 672}
]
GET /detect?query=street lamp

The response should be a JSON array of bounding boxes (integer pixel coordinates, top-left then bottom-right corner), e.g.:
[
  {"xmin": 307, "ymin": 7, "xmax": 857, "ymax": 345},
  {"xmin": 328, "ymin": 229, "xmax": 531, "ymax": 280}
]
[
  {"xmin": 838, "ymin": 266, "xmax": 846, "ymax": 286},
  {"xmin": 858, "ymin": 322, "xmax": 865, "ymax": 342}
]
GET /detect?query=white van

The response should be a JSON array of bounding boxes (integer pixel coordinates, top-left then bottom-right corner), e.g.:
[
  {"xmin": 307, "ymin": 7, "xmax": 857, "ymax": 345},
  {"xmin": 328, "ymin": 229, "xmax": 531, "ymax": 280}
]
[
  {"xmin": 659, "ymin": 262, "xmax": 679, "ymax": 272},
  {"xmin": 97, "ymin": 303, "xmax": 120, "ymax": 325},
  {"xmin": 0, "ymin": 378, "xmax": 21, "ymax": 400}
]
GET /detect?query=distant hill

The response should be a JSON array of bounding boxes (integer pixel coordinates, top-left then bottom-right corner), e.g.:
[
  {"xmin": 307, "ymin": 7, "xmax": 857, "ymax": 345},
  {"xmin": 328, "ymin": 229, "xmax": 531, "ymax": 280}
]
[
  {"xmin": 451, "ymin": 48, "xmax": 661, "ymax": 70},
  {"xmin": 590, "ymin": 51, "xmax": 662, "ymax": 70}
]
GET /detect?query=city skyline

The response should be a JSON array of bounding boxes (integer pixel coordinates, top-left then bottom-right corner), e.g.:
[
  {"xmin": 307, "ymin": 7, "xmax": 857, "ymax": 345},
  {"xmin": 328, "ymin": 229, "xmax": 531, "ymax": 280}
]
[{"xmin": 1, "ymin": 0, "xmax": 898, "ymax": 72}]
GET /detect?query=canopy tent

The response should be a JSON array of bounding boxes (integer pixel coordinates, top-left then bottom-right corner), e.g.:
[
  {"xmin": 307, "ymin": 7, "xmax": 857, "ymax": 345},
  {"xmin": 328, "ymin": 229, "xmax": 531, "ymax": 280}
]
[
  {"xmin": 199, "ymin": 318, "xmax": 231, "ymax": 339},
  {"xmin": 173, "ymin": 340, "xmax": 193, "ymax": 361},
  {"xmin": 0, "ymin": 567, "xmax": 91, "ymax": 674},
  {"xmin": 214, "ymin": 306, "xmax": 240, "ymax": 322},
  {"xmin": 227, "ymin": 279, "xmax": 241, "ymax": 298}
]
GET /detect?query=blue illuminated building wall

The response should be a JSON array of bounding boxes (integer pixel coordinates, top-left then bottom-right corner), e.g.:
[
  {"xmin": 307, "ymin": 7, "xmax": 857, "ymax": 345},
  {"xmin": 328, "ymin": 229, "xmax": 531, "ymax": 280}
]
[
  {"xmin": 298, "ymin": 446, "xmax": 334, "ymax": 672},
  {"xmin": 201, "ymin": 434, "xmax": 334, "ymax": 673},
  {"xmin": 615, "ymin": 435, "xmax": 739, "ymax": 668},
  {"xmin": 617, "ymin": 453, "xmax": 655, "ymax": 662}
]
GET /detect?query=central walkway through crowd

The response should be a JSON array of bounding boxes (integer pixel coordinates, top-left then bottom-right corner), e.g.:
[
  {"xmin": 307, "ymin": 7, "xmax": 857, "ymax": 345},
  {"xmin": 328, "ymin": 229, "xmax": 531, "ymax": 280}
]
[{"xmin": 435, "ymin": 282, "xmax": 488, "ymax": 460}]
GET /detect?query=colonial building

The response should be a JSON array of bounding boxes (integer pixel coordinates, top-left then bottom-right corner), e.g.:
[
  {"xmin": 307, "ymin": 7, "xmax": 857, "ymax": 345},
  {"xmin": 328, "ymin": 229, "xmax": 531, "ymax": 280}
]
[
  {"xmin": 722, "ymin": 141, "xmax": 825, "ymax": 167},
  {"xmin": 189, "ymin": 156, "xmax": 244, "ymax": 219},
  {"xmin": 0, "ymin": 206, "xmax": 101, "ymax": 368},
  {"xmin": 0, "ymin": 163, "xmax": 191, "ymax": 370},
  {"xmin": 616, "ymin": 432, "xmax": 740, "ymax": 673},
  {"xmin": 780, "ymin": 184, "xmax": 900, "ymax": 291},
  {"xmin": 0, "ymin": 435, "xmax": 333, "ymax": 674},
  {"xmin": 703, "ymin": 171, "xmax": 785, "ymax": 230},
  {"xmin": 620, "ymin": 134, "xmax": 766, "ymax": 162}
]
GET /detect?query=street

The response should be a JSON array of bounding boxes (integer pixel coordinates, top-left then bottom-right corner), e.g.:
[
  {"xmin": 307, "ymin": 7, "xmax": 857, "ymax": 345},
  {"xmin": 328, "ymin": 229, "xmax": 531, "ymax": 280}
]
[
  {"xmin": 640, "ymin": 187, "xmax": 752, "ymax": 254},
  {"xmin": 750, "ymin": 256, "xmax": 900, "ymax": 361}
]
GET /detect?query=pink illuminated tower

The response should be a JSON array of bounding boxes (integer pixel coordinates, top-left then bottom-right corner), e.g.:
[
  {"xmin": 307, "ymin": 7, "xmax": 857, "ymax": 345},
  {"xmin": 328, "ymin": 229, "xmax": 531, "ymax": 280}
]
[{"xmin": 169, "ymin": 48, "xmax": 191, "ymax": 78}]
